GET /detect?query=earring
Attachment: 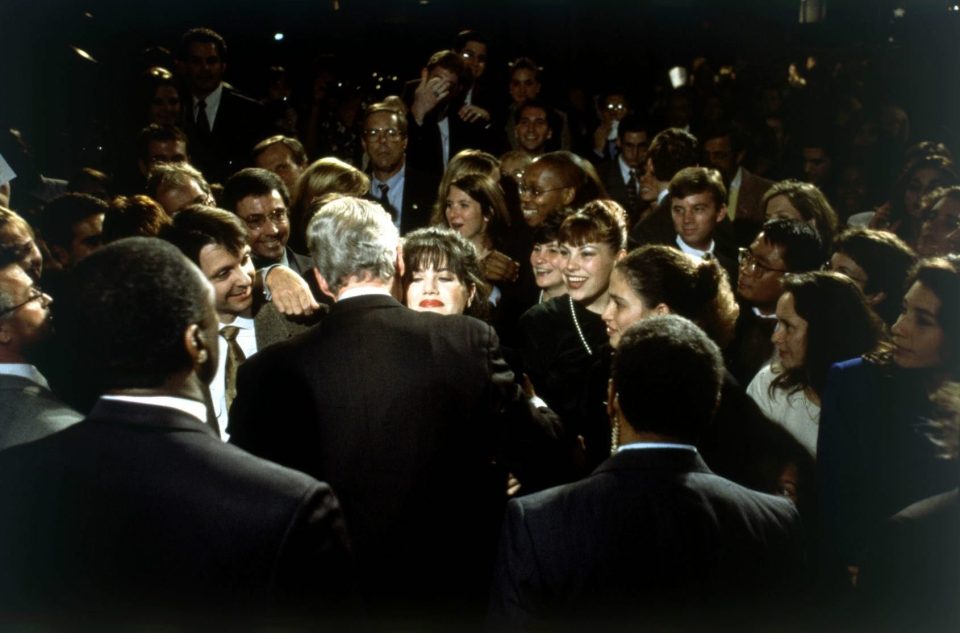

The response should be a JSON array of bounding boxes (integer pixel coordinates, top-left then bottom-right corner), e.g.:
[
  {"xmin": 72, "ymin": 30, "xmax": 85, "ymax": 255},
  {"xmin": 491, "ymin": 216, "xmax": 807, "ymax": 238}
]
[
  {"xmin": 197, "ymin": 349, "xmax": 208, "ymax": 364},
  {"xmin": 610, "ymin": 412, "xmax": 620, "ymax": 455}
]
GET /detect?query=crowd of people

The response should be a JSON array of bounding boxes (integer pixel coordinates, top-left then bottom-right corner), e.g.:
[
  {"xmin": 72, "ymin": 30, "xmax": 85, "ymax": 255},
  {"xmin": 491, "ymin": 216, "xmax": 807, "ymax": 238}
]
[{"xmin": 0, "ymin": 21, "xmax": 958, "ymax": 631}]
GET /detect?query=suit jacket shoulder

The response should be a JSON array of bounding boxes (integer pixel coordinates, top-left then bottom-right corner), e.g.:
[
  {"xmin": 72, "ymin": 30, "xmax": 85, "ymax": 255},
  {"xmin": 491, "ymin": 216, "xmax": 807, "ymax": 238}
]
[{"xmin": 0, "ymin": 374, "xmax": 82, "ymax": 451}]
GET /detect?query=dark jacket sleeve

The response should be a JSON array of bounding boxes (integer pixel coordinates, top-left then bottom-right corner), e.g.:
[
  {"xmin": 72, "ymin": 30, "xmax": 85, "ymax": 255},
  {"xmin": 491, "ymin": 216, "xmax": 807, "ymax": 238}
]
[{"xmin": 488, "ymin": 499, "xmax": 544, "ymax": 628}]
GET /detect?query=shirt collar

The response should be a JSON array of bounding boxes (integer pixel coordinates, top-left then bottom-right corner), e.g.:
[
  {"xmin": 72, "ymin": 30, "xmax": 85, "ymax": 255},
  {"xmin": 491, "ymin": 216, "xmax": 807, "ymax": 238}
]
[
  {"xmin": 618, "ymin": 155, "xmax": 634, "ymax": 182},
  {"xmin": 372, "ymin": 163, "xmax": 405, "ymax": 190},
  {"xmin": 675, "ymin": 234, "xmax": 714, "ymax": 259},
  {"xmin": 657, "ymin": 188, "xmax": 669, "ymax": 204},
  {"xmin": 193, "ymin": 83, "xmax": 223, "ymax": 110},
  {"xmin": 617, "ymin": 442, "xmax": 698, "ymax": 453},
  {"xmin": 99, "ymin": 394, "xmax": 207, "ymax": 425},
  {"xmin": 0, "ymin": 363, "xmax": 49, "ymax": 389},
  {"xmin": 221, "ymin": 315, "xmax": 255, "ymax": 331},
  {"xmin": 752, "ymin": 306, "xmax": 778, "ymax": 319},
  {"xmin": 338, "ymin": 286, "xmax": 393, "ymax": 301},
  {"xmin": 729, "ymin": 166, "xmax": 744, "ymax": 191}
]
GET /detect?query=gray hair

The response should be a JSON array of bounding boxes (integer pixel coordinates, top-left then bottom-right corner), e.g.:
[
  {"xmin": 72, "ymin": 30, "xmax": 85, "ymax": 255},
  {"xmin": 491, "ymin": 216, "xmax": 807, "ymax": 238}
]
[
  {"xmin": 146, "ymin": 162, "xmax": 212, "ymax": 200},
  {"xmin": 306, "ymin": 197, "xmax": 399, "ymax": 295}
]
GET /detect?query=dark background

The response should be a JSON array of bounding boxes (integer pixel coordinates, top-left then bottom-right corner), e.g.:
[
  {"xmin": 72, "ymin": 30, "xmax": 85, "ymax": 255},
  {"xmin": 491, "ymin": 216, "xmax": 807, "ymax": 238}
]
[{"xmin": 1, "ymin": 0, "xmax": 957, "ymax": 176}]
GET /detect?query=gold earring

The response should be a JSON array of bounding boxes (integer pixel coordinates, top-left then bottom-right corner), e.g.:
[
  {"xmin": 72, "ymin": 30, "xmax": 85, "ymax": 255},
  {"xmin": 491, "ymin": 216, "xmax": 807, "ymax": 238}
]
[
  {"xmin": 197, "ymin": 349, "xmax": 208, "ymax": 363},
  {"xmin": 610, "ymin": 412, "xmax": 620, "ymax": 455}
]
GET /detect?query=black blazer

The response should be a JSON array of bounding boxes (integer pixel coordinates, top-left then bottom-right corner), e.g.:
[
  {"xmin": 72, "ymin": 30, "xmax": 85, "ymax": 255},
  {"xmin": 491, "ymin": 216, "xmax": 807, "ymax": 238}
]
[
  {"xmin": 229, "ymin": 294, "xmax": 564, "ymax": 614},
  {"xmin": 366, "ymin": 162, "xmax": 439, "ymax": 236},
  {"xmin": 184, "ymin": 86, "xmax": 269, "ymax": 183},
  {"xmin": 0, "ymin": 398, "xmax": 351, "ymax": 617},
  {"xmin": 489, "ymin": 448, "xmax": 805, "ymax": 628}
]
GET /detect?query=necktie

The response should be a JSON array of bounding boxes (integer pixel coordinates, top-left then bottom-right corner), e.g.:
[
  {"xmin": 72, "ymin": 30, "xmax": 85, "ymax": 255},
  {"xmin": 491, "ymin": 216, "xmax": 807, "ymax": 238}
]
[
  {"xmin": 196, "ymin": 99, "xmax": 211, "ymax": 134},
  {"xmin": 625, "ymin": 169, "xmax": 640, "ymax": 212},
  {"xmin": 378, "ymin": 183, "xmax": 397, "ymax": 220},
  {"xmin": 220, "ymin": 325, "xmax": 246, "ymax": 412}
]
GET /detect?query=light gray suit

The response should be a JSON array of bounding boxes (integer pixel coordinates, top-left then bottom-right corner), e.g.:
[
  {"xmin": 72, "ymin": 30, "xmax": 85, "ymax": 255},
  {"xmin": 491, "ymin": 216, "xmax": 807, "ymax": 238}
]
[{"xmin": 0, "ymin": 372, "xmax": 82, "ymax": 451}]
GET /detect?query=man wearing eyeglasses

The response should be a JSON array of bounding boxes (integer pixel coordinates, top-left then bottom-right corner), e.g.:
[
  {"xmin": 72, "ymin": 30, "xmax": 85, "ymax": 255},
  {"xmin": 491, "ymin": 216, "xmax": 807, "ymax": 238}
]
[
  {"xmin": 727, "ymin": 218, "xmax": 824, "ymax": 384},
  {"xmin": 0, "ymin": 261, "xmax": 80, "ymax": 450},
  {"xmin": 361, "ymin": 103, "xmax": 436, "ymax": 235}
]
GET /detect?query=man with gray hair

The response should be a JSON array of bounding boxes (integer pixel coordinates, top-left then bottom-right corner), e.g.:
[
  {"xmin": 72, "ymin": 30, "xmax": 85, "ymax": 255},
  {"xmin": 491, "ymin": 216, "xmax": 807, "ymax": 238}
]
[{"xmin": 229, "ymin": 196, "xmax": 564, "ymax": 619}]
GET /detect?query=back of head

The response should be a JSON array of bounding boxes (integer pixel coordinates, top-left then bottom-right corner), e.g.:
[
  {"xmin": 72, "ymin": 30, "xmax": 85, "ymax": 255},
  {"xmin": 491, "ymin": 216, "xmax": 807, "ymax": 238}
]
[
  {"xmin": 223, "ymin": 167, "xmax": 290, "ymax": 210},
  {"xmin": 613, "ymin": 314, "xmax": 724, "ymax": 441},
  {"xmin": 616, "ymin": 245, "xmax": 738, "ymax": 348},
  {"xmin": 648, "ymin": 128, "xmax": 699, "ymax": 182},
  {"xmin": 761, "ymin": 218, "xmax": 824, "ymax": 273},
  {"xmin": 306, "ymin": 197, "xmax": 399, "ymax": 295},
  {"xmin": 39, "ymin": 193, "xmax": 108, "ymax": 251},
  {"xmin": 833, "ymin": 227, "xmax": 916, "ymax": 326},
  {"xmin": 292, "ymin": 157, "xmax": 369, "ymax": 213},
  {"xmin": 161, "ymin": 204, "xmax": 247, "ymax": 266},
  {"xmin": 58, "ymin": 237, "xmax": 211, "ymax": 393},
  {"xmin": 778, "ymin": 271, "xmax": 884, "ymax": 397},
  {"xmin": 103, "ymin": 195, "xmax": 171, "ymax": 243}
]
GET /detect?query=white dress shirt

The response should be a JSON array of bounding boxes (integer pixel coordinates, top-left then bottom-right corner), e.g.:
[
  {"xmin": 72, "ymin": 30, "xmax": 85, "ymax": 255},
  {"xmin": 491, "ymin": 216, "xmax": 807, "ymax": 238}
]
[{"xmin": 211, "ymin": 315, "xmax": 257, "ymax": 440}]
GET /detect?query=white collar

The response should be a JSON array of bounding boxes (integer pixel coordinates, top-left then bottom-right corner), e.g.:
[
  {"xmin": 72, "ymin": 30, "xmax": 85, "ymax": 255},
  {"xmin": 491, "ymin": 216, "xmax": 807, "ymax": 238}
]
[
  {"xmin": 220, "ymin": 315, "xmax": 255, "ymax": 330},
  {"xmin": 618, "ymin": 442, "xmax": 698, "ymax": 453},
  {"xmin": 193, "ymin": 83, "xmax": 223, "ymax": 109},
  {"xmin": 729, "ymin": 166, "xmax": 744, "ymax": 191},
  {"xmin": 338, "ymin": 286, "xmax": 393, "ymax": 301},
  {"xmin": 657, "ymin": 187, "xmax": 669, "ymax": 204},
  {"xmin": 100, "ymin": 394, "xmax": 207, "ymax": 425},
  {"xmin": 618, "ymin": 155, "xmax": 634, "ymax": 183},
  {"xmin": 675, "ymin": 234, "xmax": 714, "ymax": 259},
  {"xmin": 752, "ymin": 306, "xmax": 778, "ymax": 320},
  {"xmin": 0, "ymin": 363, "xmax": 49, "ymax": 389}
]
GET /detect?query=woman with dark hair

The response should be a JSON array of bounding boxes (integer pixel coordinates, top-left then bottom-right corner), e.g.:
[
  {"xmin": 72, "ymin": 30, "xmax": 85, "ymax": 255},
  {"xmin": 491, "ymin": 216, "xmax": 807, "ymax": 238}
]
[
  {"xmin": 599, "ymin": 245, "xmax": 811, "ymax": 505},
  {"xmin": 401, "ymin": 226, "xmax": 489, "ymax": 320},
  {"xmin": 818, "ymin": 256, "xmax": 960, "ymax": 585},
  {"xmin": 519, "ymin": 200, "xmax": 626, "ymax": 438},
  {"xmin": 829, "ymin": 227, "xmax": 916, "ymax": 328},
  {"xmin": 762, "ymin": 179, "xmax": 840, "ymax": 252},
  {"xmin": 529, "ymin": 209, "xmax": 573, "ymax": 304},
  {"xmin": 141, "ymin": 67, "xmax": 181, "ymax": 127},
  {"xmin": 747, "ymin": 272, "xmax": 884, "ymax": 457},
  {"xmin": 915, "ymin": 185, "xmax": 960, "ymax": 258}
]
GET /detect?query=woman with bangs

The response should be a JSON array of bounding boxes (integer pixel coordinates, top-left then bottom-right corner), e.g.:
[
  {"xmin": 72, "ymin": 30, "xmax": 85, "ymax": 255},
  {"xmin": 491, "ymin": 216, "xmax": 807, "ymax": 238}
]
[
  {"xmin": 401, "ymin": 226, "xmax": 489, "ymax": 320},
  {"xmin": 519, "ymin": 200, "xmax": 627, "ymax": 445}
]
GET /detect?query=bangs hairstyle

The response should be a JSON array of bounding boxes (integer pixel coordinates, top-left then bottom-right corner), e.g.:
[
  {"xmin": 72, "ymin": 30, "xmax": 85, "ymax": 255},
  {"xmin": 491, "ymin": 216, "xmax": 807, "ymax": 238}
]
[
  {"xmin": 558, "ymin": 199, "xmax": 628, "ymax": 252},
  {"xmin": 402, "ymin": 226, "xmax": 490, "ymax": 319}
]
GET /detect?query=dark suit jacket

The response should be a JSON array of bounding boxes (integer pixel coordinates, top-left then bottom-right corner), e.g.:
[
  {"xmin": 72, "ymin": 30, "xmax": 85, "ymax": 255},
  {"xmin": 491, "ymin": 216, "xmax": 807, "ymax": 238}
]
[
  {"xmin": 0, "ymin": 398, "xmax": 351, "ymax": 618},
  {"xmin": 489, "ymin": 448, "xmax": 805, "ymax": 628},
  {"xmin": 729, "ymin": 167, "xmax": 775, "ymax": 247},
  {"xmin": 0, "ymin": 372, "xmax": 82, "ymax": 451},
  {"xmin": 229, "ymin": 294, "xmax": 564, "ymax": 614},
  {"xmin": 366, "ymin": 162, "xmax": 438, "ymax": 235},
  {"xmin": 184, "ymin": 86, "xmax": 269, "ymax": 183},
  {"xmin": 254, "ymin": 247, "xmax": 331, "ymax": 308},
  {"xmin": 404, "ymin": 101, "xmax": 496, "ymax": 178},
  {"xmin": 597, "ymin": 157, "xmax": 647, "ymax": 225}
]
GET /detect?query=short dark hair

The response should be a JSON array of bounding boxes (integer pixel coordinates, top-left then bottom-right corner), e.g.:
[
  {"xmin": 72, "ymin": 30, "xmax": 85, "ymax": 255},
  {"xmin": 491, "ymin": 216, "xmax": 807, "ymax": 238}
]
[
  {"xmin": 252, "ymin": 135, "xmax": 308, "ymax": 167},
  {"xmin": 531, "ymin": 208, "xmax": 573, "ymax": 245},
  {"xmin": 647, "ymin": 128, "xmax": 699, "ymax": 182},
  {"xmin": 425, "ymin": 50, "xmax": 469, "ymax": 89},
  {"xmin": 514, "ymin": 99, "xmax": 551, "ymax": 124},
  {"xmin": 613, "ymin": 314, "xmax": 724, "ymax": 441},
  {"xmin": 617, "ymin": 114, "xmax": 649, "ymax": 142},
  {"xmin": 102, "ymin": 195, "xmax": 171, "ymax": 243},
  {"xmin": 38, "ymin": 193, "xmax": 107, "ymax": 250},
  {"xmin": 760, "ymin": 218, "xmax": 824, "ymax": 273},
  {"xmin": 699, "ymin": 122, "xmax": 745, "ymax": 155},
  {"xmin": 668, "ymin": 166, "xmax": 727, "ymax": 209},
  {"xmin": 832, "ymin": 227, "xmax": 916, "ymax": 326},
  {"xmin": 454, "ymin": 29, "xmax": 487, "ymax": 50},
  {"xmin": 772, "ymin": 271, "xmax": 884, "ymax": 398},
  {"xmin": 57, "ymin": 237, "xmax": 211, "ymax": 391},
  {"xmin": 363, "ymin": 102, "xmax": 408, "ymax": 136},
  {"xmin": 222, "ymin": 167, "xmax": 290, "ymax": 210},
  {"xmin": 178, "ymin": 27, "xmax": 227, "ymax": 61},
  {"xmin": 138, "ymin": 123, "xmax": 188, "ymax": 163},
  {"xmin": 160, "ymin": 204, "xmax": 247, "ymax": 266}
]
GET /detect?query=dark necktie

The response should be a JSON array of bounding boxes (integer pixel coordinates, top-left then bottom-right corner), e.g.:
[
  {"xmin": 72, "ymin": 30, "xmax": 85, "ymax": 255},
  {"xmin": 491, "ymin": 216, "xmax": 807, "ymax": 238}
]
[
  {"xmin": 220, "ymin": 325, "xmax": 246, "ymax": 412},
  {"xmin": 378, "ymin": 183, "xmax": 397, "ymax": 220},
  {"xmin": 625, "ymin": 169, "xmax": 640, "ymax": 211},
  {"xmin": 196, "ymin": 99, "xmax": 211, "ymax": 134}
]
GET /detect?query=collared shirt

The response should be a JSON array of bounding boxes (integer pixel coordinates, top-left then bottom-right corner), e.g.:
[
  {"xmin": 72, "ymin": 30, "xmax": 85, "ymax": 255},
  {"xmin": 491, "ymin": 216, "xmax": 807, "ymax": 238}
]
[
  {"xmin": 617, "ymin": 442, "xmax": 698, "ymax": 453},
  {"xmin": 338, "ymin": 286, "xmax": 393, "ymax": 302},
  {"xmin": 438, "ymin": 117, "xmax": 451, "ymax": 167},
  {"xmin": 100, "ymin": 394, "xmax": 208, "ymax": 425},
  {"xmin": 675, "ymin": 234, "xmax": 715, "ymax": 260},
  {"xmin": 657, "ymin": 188, "xmax": 669, "ymax": 204},
  {"xmin": 371, "ymin": 164, "xmax": 406, "ymax": 230},
  {"xmin": 0, "ymin": 363, "xmax": 49, "ymax": 390},
  {"xmin": 752, "ymin": 306, "xmax": 778, "ymax": 320},
  {"xmin": 618, "ymin": 155, "xmax": 635, "ymax": 188},
  {"xmin": 211, "ymin": 315, "xmax": 257, "ymax": 440},
  {"xmin": 193, "ymin": 83, "xmax": 224, "ymax": 130},
  {"xmin": 726, "ymin": 166, "xmax": 744, "ymax": 220}
]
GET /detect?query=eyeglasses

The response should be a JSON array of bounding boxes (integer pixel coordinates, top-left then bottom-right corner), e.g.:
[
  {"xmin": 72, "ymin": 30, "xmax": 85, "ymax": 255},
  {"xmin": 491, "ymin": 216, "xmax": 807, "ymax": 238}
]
[
  {"xmin": 363, "ymin": 127, "xmax": 404, "ymax": 142},
  {"xmin": 738, "ymin": 247, "xmax": 787, "ymax": 275},
  {"xmin": 605, "ymin": 103, "xmax": 627, "ymax": 112},
  {"xmin": 518, "ymin": 184, "xmax": 567, "ymax": 198},
  {"xmin": 0, "ymin": 285, "xmax": 48, "ymax": 317},
  {"xmin": 242, "ymin": 208, "xmax": 288, "ymax": 230}
]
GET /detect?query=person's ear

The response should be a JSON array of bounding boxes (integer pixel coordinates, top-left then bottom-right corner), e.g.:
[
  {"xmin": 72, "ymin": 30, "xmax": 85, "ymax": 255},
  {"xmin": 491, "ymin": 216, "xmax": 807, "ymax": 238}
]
[
  {"xmin": 615, "ymin": 249, "xmax": 627, "ymax": 262},
  {"xmin": 395, "ymin": 244, "xmax": 405, "ymax": 279},
  {"xmin": 312, "ymin": 268, "xmax": 337, "ymax": 301},
  {"xmin": 0, "ymin": 320, "xmax": 13, "ymax": 346},
  {"xmin": 467, "ymin": 284, "xmax": 477, "ymax": 308},
  {"xmin": 560, "ymin": 187, "xmax": 576, "ymax": 205},
  {"xmin": 653, "ymin": 302, "xmax": 670, "ymax": 316},
  {"xmin": 183, "ymin": 323, "xmax": 208, "ymax": 368},
  {"xmin": 716, "ymin": 204, "xmax": 728, "ymax": 223}
]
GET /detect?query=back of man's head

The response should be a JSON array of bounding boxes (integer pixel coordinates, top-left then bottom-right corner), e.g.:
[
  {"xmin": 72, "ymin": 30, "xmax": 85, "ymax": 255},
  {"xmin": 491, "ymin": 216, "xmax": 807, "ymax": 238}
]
[
  {"xmin": 58, "ymin": 237, "xmax": 211, "ymax": 393},
  {"xmin": 762, "ymin": 218, "xmax": 824, "ymax": 273},
  {"xmin": 648, "ymin": 128, "xmax": 699, "ymax": 183},
  {"xmin": 613, "ymin": 315, "xmax": 724, "ymax": 442},
  {"xmin": 306, "ymin": 197, "xmax": 398, "ymax": 296},
  {"xmin": 161, "ymin": 204, "xmax": 248, "ymax": 266},
  {"xmin": 222, "ymin": 167, "xmax": 290, "ymax": 210}
]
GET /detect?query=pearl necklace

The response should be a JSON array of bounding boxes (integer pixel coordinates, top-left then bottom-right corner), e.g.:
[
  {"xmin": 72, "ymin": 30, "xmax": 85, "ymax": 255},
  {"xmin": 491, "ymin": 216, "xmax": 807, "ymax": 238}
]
[{"xmin": 569, "ymin": 295, "xmax": 593, "ymax": 356}]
